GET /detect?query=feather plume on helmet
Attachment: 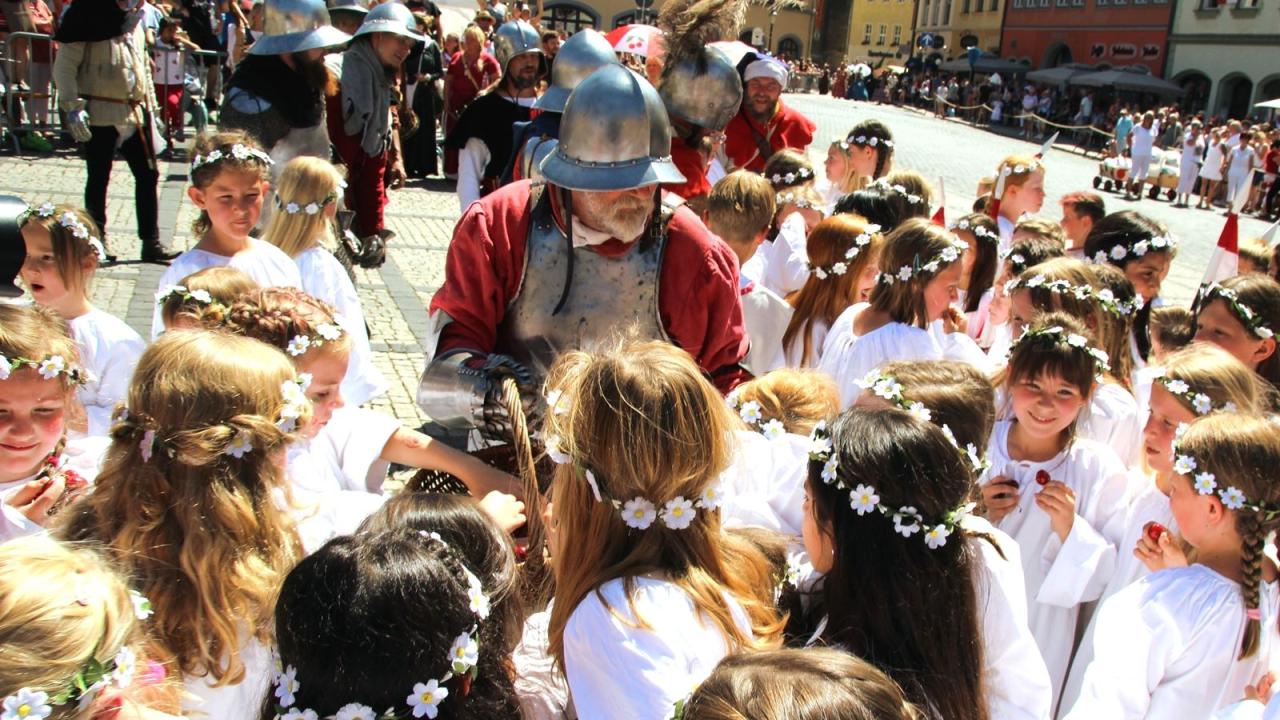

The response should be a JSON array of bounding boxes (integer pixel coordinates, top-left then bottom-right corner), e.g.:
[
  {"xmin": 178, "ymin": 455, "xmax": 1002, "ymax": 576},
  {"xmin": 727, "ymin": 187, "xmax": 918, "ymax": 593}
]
[{"xmin": 655, "ymin": 0, "xmax": 746, "ymax": 132}]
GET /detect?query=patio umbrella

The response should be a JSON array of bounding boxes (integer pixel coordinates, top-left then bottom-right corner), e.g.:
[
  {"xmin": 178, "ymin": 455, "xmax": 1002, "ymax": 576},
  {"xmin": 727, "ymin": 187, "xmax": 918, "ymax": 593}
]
[
  {"xmin": 1256, "ymin": 98, "xmax": 1280, "ymax": 110},
  {"xmin": 938, "ymin": 53, "xmax": 1030, "ymax": 75},
  {"xmin": 1070, "ymin": 67, "xmax": 1186, "ymax": 96},
  {"xmin": 1026, "ymin": 63, "xmax": 1095, "ymax": 86},
  {"xmin": 709, "ymin": 40, "xmax": 760, "ymax": 68},
  {"xmin": 605, "ymin": 24, "xmax": 662, "ymax": 58}
]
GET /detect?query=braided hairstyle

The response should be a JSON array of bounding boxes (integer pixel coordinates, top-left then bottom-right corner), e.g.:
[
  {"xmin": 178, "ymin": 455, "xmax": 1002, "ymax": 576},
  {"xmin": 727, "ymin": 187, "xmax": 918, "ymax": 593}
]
[
  {"xmin": 222, "ymin": 287, "xmax": 353, "ymax": 362},
  {"xmin": 845, "ymin": 119, "xmax": 896, "ymax": 182},
  {"xmin": 158, "ymin": 266, "xmax": 260, "ymax": 330}
]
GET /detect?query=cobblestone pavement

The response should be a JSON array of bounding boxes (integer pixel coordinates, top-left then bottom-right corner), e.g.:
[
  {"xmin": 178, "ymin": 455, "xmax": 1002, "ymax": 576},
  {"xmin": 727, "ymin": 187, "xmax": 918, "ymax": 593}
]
[{"xmin": 1, "ymin": 95, "xmax": 1273, "ymax": 428}]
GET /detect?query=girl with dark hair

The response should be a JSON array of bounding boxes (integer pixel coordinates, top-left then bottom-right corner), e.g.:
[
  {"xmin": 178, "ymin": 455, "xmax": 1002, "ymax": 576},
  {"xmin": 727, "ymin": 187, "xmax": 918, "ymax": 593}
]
[
  {"xmin": 821, "ymin": 120, "xmax": 896, "ymax": 209},
  {"xmin": 980, "ymin": 313, "xmax": 1131, "ymax": 706},
  {"xmin": 1192, "ymin": 273, "xmax": 1280, "ymax": 393},
  {"xmin": 832, "ymin": 172, "xmax": 932, "ymax": 234},
  {"xmin": 982, "ymin": 234, "xmax": 1068, "ymax": 353},
  {"xmin": 1082, "ymin": 210, "xmax": 1176, "ymax": 366},
  {"xmin": 949, "ymin": 213, "xmax": 1000, "ymax": 343}
]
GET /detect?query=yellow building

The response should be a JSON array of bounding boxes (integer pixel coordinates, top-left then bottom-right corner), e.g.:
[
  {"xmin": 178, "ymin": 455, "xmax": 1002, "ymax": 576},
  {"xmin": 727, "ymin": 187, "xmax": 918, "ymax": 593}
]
[
  {"xmin": 913, "ymin": 0, "xmax": 1003, "ymax": 62},
  {"xmin": 843, "ymin": 0, "xmax": 918, "ymax": 65}
]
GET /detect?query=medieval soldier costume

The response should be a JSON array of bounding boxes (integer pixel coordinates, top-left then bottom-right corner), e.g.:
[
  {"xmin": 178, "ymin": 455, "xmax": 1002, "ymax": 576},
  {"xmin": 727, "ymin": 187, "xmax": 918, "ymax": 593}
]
[{"xmin": 418, "ymin": 64, "xmax": 751, "ymax": 444}]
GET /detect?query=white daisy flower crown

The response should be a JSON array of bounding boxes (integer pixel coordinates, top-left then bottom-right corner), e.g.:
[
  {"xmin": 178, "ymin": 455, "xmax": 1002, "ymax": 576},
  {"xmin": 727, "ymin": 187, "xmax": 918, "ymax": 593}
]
[
  {"xmin": 270, "ymin": 532, "xmax": 491, "ymax": 720},
  {"xmin": 276, "ymin": 180, "xmax": 349, "ymax": 216},
  {"xmin": 1088, "ymin": 233, "xmax": 1177, "ymax": 266},
  {"xmin": 805, "ymin": 225, "xmax": 881, "ymax": 280},
  {"xmin": 869, "ymin": 178, "xmax": 928, "ymax": 207},
  {"xmin": 1003, "ymin": 274, "xmax": 1145, "ymax": 318},
  {"xmin": 769, "ymin": 167, "xmax": 813, "ymax": 186},
  {"xmin": 1, "ymin": 591, "xmax": 152, "ymax": 718},
  {"xmin": 949, "ymin": 218, "xmax": 999, "ymax": 245},
  {"xmin": 834, "ymin": 134, "xmax": 895, "ymax": 151},
  {"xmin": 775, "ymin": 191, "xmax": 820, "ymax": 210},
  {"xmin": 854, "ymin": 369, "xmax": 990, "ymax": 474},
  {"xmin": 286, "ymin": 321, "xmax": 347, "ymax": 358},
  {"xmin": 1153, "ymin": 369, "xmax": 1238, "ymax": 416},
  {"xmin": 877, "ymin": 235, "xmax": 968, "ymax": 286},
  {"xmin": 0, "ymin": 353, "xmax": 91, "ymax": 386},
  {"xmin": 726, "ymin": 391, "xmax": 790, "ymax": 441},
  {"xmin": 998, "ymin": 159, "xmax": 1044, "ymax": 178},
  {"xmin": 543, "ymin": 390, "xmax": 724, "ymax": 531},
  {"xmin": 807, "ymin": 421, "xmax": 976, "ymax": 550},
  {"xmin": 22, "ymin": 203, "xmax": 108, "ymax": 263},
  {"xmin": 1007, "ymin": 325, "xmax": 1111, "ymax": 375},
  {"xmin": 155, "ymin": 284, "xmax": 220, "ymax": 309},
  {"xmin": 1172, "ymin": 440, "xmax": 1280, "ymax": 520},
  {"xmin": 190, "ymin": 143, "xmax": 274, "ymax": 174},
  {"xmin": 1200, "ymin": 283, "xmax": 1275, "ymax": 340}
]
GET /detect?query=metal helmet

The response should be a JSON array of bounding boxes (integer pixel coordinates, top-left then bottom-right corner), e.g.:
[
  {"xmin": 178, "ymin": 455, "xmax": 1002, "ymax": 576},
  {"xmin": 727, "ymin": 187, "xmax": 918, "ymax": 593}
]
[
  {"xmin": 533, "ymin": 29, "xmax": 619, "ymax": 113},
  {"xmin": 354, "ymin": 2, "xmax": 425, "ymax": 41},
  {"xmin": 658, "ymin": 46, "xmax": 742, "ymax": 132},
  {"xmin": 249, "ymin": 0, "xmax": 352, "ymax": 56},
  {"xmin": 539, "ymin": 64, "xmax": 686, "ymax": 192},
  {"xmin": 493, "ymin": 20, "xmax": 542, "ymax": 75},
  {"xmin": 326, "ymin": 0, "xmax": 368, "ymax": 16}
]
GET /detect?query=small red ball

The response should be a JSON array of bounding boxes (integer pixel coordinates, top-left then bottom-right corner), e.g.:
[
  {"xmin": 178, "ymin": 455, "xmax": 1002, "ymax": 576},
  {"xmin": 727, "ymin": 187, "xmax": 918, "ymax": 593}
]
[
  {"xmin": 1146, "ymin": 522, "xmax": 1168, "ymax": 542},
  {"xmin": 1035, "ymin": 469, "xmax": 1051, "ymax": 486}
]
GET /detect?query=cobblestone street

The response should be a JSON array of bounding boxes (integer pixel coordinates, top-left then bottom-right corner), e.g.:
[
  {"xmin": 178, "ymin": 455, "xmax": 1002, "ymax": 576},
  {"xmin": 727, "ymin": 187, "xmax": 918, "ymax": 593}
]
[{"xmin": 2, "ymin": 93, "xmax": 1273, "ymax": 428}]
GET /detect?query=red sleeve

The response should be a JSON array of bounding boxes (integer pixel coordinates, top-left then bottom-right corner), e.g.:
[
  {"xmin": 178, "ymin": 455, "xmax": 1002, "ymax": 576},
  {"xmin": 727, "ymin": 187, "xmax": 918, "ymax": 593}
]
[
  {"xmin": 658, "ymin": 203, "xmax": 752, "ymax": 393},
  {"xmin": 429, "ymin": 181, "xmax": 534, "ymax": 357},
  {"xmin": 723, "ymin": 113, "xmax": 759, "ymax": 172},
  {"xmin": 663, "ymin": 141, "xmax": 712, "ymax": 201},
  {"xmin": 777, "ymin": 104, "xmax": 816, "ymax": 153}
]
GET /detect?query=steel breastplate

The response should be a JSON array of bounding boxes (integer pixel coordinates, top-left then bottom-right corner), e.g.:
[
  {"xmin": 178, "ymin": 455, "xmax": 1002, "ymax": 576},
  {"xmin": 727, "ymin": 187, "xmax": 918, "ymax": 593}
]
[
  {"xmin": 518, "ymin": 134, "xmax": 557, "ymax": 183},
  {"xmin": 497, "ymin": 188, "xmax": 671, "ymax": 384}
]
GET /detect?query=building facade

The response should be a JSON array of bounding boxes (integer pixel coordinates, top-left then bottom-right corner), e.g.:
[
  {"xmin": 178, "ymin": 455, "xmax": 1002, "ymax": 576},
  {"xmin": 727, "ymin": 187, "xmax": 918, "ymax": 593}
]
[
  {"xmin": 843, "ymin": 0, "xmax": 919, "ymax": 64},
  {"xmin": 1164, "ymin": 0, "xmax": 1280, "ymax": 120},
  {"xmin": 913, "ymin": 0, "xmax": 1004, "ymax": 62},
  {"xmin": 999, "ymin": 0, "xmax": 1174, "ymax": 74}
]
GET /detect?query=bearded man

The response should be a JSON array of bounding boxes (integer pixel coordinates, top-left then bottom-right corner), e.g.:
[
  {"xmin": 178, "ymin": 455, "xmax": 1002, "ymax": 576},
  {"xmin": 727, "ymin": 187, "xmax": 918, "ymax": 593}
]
[
  {"xmin": 418, "ymin": 64, "xmax": 750, "ymax": 444},
  {"xmin": 724, "ymin": 56, "xmax": 816, "ymax": 173},
  {"xmin": 446, "ymin": 20, "xmax": 544, "ymax": 211}
]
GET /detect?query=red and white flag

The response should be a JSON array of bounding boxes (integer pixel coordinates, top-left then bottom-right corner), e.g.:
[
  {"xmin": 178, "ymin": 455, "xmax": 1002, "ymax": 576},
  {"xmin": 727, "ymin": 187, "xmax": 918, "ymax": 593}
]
[
  {"xmin": 1200, "ymin": 176, "xmax": 1252, "ymax": 287},
  {"xmin": 1261, "ymin": 219, "xmax": 1279, "ymax": 247},
  {"xmin": 1037, "ymin": 132, "xmax": 1059, "ymax": 159},
  {"xmin": 932, "ymin": 177, "xmax": 946, "ymax": 226}
]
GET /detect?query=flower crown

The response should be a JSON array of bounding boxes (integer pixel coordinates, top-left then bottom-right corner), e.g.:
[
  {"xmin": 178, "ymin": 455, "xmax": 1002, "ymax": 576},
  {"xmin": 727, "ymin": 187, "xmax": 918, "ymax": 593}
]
[
  {"xmin": 276, "ymin": 180, "xmax": 348, "ymax": 216},
  {"xmin": 805, "ymin": 225, "xmax": 880, "ymax": 280},
  {"xmin": 190, "ymin": 143, "xmax": 274, "ymax": 173},
  {"xmin": 949, "ymin": 218, "xmax": 999, "ymax": 245},
  {"xmin": 1, "ymin": 592, "xmax": 152, "ymax": 718},
  {"xmin": 854, "ymin": 369, "xmax": 990, "ymax": 474},
  {"xmin": 1200, "ymin": 283, "xmax": 1275, "ymax": 340},
  {"xmin": 1007, "ymin": 325, "xmax": 1111, "ymax": 374},
  {"xmin": 877, "ymin": 235, "xmax": 967, "ymax": 286},
  {"xmin": 726, "ymin": 392, "xmax": 788, "ymax": 440},
  {"xmin": 286, "ymin": 322, "xmax": 346, "ymax": 357},
  {"xmin": 155, "ymin": 284, "xmax": 219, "ymax": 309},
  {"xmin": 807, "ymin": 422, "xmax": 976, "ymax": 549},
  {"xmin": 870, "ymin": 178, "xmax": 927, "ymax": 206},
  {"xmin": 23, "ymin": 203, "xmax": 108, "ymax": 263},
  {"xmin": 835, "ymin": 134, "xmax": 894, "ymax": 151},
  {"xmin": 1153, "ymin": 369, "xmax": 1239, "ymax": 416},
  {"xmin": 270, "ymin": 532, "xmax": 490, "ymax": 720},
  {"xmin": 775, "ymin": 191, "xmax": 820, "ymax": 210},
  {"xmin": 769, "ymin": 167, "xmax": 813, "ymax": 186},
  {"xmin": 0, "ymin": 353, "xmax": 91, "ymax": 385},
  {"xmin": 1089, "ymin": 233, "xmax": 1177, "ymax": 266},
  {"xmin": 1002, "ymin": 274, "xmax": 1144, "ymax": 318},
  {"xmin": 1172, "ymin": 441, "xmax": 1280, "ymax": 520},
  {"xmin": 998, "ymin": 159, "xmax": 1043, "ymax": 178}
]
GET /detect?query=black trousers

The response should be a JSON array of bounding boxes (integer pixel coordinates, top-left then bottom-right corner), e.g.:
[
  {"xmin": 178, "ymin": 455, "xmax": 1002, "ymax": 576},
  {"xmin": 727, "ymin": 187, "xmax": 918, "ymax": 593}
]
[{"xmin": 84, "ymin": 123, "xmax": 159, "ymax": 245}]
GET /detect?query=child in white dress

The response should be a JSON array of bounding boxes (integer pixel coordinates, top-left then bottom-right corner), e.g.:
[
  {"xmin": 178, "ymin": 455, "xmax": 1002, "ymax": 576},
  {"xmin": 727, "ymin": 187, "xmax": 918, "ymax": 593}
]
[
  {"xmin": 1061, "ymin": 343, "xmax": 1270, "ymax": 712},
  {"xmin": 542, "ymin": 340, "xmax": 784, "ymax": 720},
  {"xmin": 1192, "ymin": 276, "xmax": 1280, "ymax": 392},
  {"xmin": 155, "ymin": 266, "xmax": 258, "ymax": 332},
  {"xmin": 819, "ymin": 218, "xmax": 976, "ymax": 406},
  {"xmin": 987, "ymin": 156, "xmax": 1047, "ymax": 255},
  {"xmin": 0, "ymin": 305, "xmax": 105, "ymax": 542},
  {"xmin": 982, "ymin": 234, "xmax": 1067, "ymax": 357},
  {"xmin": 1064, "ymin": 413, "xmax": 1280, "ymax": 719},
  {"xmin": 18, "ymin": 204, "xmax": 144, "ymax": 436},
  {"xmin": 261, "ymin": 156, "xmax": 387, "ymax": 406},
  {"xmin": 980, "ymin": 314, "xmax": 1131, "ymax": 705},
  {"xmin": 151, "ymin": 129, "xmax": 300, "ymax": 337},
  {"xmin": 820, "ymin": 120, "xmax": 896, "ymax": 212},
  {"xmin": 951, "ymin": 213, "xmax": 1000, "ymax": 344}
]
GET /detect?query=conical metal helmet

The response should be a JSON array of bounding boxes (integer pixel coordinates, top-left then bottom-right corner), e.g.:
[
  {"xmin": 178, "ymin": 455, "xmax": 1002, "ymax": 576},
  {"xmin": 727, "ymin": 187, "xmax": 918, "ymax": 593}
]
[
  {"xmin": 249, "ymin": 0, "xmax": 352, "ymax": 56},
  {"xmin": 493, "ymin": 20, "xmax": 542, "ymax": 75},
  {"xmin": 326, "ymin": 0, "xmax": 368, "ymax": 16},
  {"xmin": 540, "ymin": 64, "xmax": 686, "ymax": 192},
  {"xmin": 658, "ymin": 46, "xmax": 742, "ymax": 131},
  {"xmin": 354, "ymin": 1, "xmax": 425, "ymax": 41},
  {"xmin": 533, "ymin": 29, "xmax": 619, "ymax": 113}
]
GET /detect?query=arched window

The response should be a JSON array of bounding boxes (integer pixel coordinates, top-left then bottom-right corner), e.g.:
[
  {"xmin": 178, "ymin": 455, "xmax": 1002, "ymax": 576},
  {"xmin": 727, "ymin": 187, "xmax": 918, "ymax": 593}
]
[
  {"xmin": 777, "ymin": 36, "xmax": 802, "ymax": 58},
  {"xmin": 543, "ymin": 2, "xmax": 599, "ymax": 34}
]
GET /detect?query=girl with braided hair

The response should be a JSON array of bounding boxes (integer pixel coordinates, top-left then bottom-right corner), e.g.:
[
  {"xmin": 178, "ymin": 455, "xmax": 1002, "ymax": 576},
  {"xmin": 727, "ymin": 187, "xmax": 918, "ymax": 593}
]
[
  {"xmin": 820, "ymin": 119, "xmax": 896, "ymax": 210},
  {"xmin": 1064, "ymin": 413, "xmax": 1280, "ymax": 718},
  {"xmin": 0, "ymin": 304, "xmax": 100, "ymax": 543}
]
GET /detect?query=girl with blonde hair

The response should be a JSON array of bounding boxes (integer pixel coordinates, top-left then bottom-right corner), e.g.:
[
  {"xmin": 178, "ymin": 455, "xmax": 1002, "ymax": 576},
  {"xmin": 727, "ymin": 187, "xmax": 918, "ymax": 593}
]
[
  {"xmin": 987, "ymin": 154, "xmax": 1046, "ymax": 253},
  {"xmin": 0, "ymin": 535, "xmax": 181, "ymax": 720},
  {"xmin": 261, "ymin": 155, "xmax": 386, "ymax": 407},
  {"xmin": 1064, "ymin": 413, "xmax": 1280, "ymax": 718},
  {"xmin": 782, "ymin": 214, "xmax": 883, "ymax": 368},
  {"xmin": 820, "ymin": 119, "xmax": 896, "ymax": 210},
  {"xmin": 156, "ymin": 265, "xmax": 259, "ymax": 332},
  {"xmin": 19, "ymin": 203, "xmax": 144, "ymax": 436},
  {"xmin": 0, "ymin": 304, "xmax": 99, "ymax": 543},
  {"xmin": 543, "ymin": 340, "xmax": 784, "ymax": 719},
  {"xmin": 64, "ymin": 330, "xmax": 324, "ymax": 717}
]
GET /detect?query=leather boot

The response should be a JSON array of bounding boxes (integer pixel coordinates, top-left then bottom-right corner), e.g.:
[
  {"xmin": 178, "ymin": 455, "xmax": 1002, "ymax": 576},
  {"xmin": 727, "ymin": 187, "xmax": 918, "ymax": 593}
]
[{"xmin": 141, "ymin": 238, "xmax": 180, "ymax": 264}]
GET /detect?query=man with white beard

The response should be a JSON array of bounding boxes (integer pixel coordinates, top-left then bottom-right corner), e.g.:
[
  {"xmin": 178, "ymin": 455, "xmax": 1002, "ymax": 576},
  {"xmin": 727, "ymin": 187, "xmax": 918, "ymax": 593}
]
[{"xmin": 418, "ymin": 64, "xmax": 751, "ymax": 443}]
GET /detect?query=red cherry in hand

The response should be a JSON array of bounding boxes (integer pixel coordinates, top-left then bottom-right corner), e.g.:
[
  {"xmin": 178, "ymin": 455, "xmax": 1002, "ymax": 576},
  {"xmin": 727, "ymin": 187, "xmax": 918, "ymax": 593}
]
[
  {"xmin": 1145, "ymin": 522, "xmax": 1168, "ymax": 543},
  {"xmin": 1035, "ymin": 470, "xmax": 1051, "ymax": 486},
  {"xmin": 514, "ymin": 543, "xmax": 528, "ymax": 561}
]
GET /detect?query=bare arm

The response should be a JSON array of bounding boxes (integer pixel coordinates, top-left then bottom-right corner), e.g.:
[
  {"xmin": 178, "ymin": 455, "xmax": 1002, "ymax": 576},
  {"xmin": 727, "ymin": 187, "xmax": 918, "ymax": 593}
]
[{"xmin": 379, "ymin": 427, "xmax": 522, "ymax": 499}]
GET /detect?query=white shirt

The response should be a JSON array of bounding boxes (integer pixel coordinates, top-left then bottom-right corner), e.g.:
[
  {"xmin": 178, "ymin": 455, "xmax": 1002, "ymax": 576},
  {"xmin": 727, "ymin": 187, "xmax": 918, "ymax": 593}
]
[
  {"xmin": 151, "ymin": 240, "xmax": 302, "ymax": 337},
  {"xmin": 1130, "ymin": 123, "xmax": 1159, "ymax": 157},
  {"xmin": 0, "ymin": 435, "xmax": 108, "ymax": 543},
  {"xmin": 456, "ymin": 95, "xmax": 537, "ymax": 212},
  {"xmin": 719, "ymin": 429, "xmax": 809, "ymax": 538},
  {"xmin": 783, "ymin": 317, "xmax": 831, "ymax": 369},
  {"xmin": 983, "ymin": 421, "xmax": 1132, "ymax": 706},
  {"xmin": 151, "ymin": 38, "xmax": 184, "ymax": 86},
  {"xmin": 69, "ymin": 308, "xmax": 145, "ymax": 436},
  {"xmin": 818, "ymin": 303, "xmax": 944, "ymax": 407},
  {"xmin": 1077, "ymin": 381, "xmax": 1142, "ymax": 467},
  {"xmin": 293, "ymin": 247, "xmax": 388, "ymax": 406},
  {"xmin": 758, "ymin": 212, "xmax": 810, "ymax": 299},
  {"xmin": 739, "ymin": 277, "xmax": 792, "ymax": 376},
  {"xmin": 1229, "ymin": 146, "xmax": 1260, "ymax": 178},
  {"xmin": 1064, "ymin": 565, "xmax": 1280, "ymax": 720},
  {"xmin": 564, "ymin": 576, "xmax": 752, "ymax": 720}
]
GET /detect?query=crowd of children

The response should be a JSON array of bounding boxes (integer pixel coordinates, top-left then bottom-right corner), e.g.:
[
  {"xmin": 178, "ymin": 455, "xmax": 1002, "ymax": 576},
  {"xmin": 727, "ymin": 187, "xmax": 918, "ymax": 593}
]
[{"xmin": 4, "ymin": 121, "xmax": 1280, "ymax": 720}]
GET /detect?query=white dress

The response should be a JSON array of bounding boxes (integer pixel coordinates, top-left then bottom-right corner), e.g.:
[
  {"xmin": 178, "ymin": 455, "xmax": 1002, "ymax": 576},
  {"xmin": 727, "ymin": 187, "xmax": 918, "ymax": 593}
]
[
  {"xmin": 294, "ymin": 247, "xmax": 388, "ymax": 406},
  {"xmin": 1178, "ymin": 135, "xmax": 1204, "ymax": 196},
  {"xmin": 0, "ymin": 435, "xmax": 108, "ymax": 543},
  {"xmin": 287, "ymin": 407, "xmax": 400, "ymax": 498},
  {"xmin": 69, "ymin": 308, "xmax": 145, "ymax": 436},
  {"xmin": 929, "ymin": 319, "xmax": 995, "ymax": 374},
  {"xmin": 151, "ymin": 240, "xmax": 302, "ymax": 337},
  {"xmin": 1077, "ymin": 382, "xmax": 1142, "ymax": 467},
  {"xmin": 782, "ymin": 317, "xmax": 831, "ymax": 369},
  {"xmin": 758, "ymin": 212, "xmax": 810, "ymax": 299},
  {"xmin": 719, "ymin": 429, "xmax": 809, "ymax": 538},
  {"xmin": 1201, "ymin": 142, "xmax": 1226, "ymax": 182},
  {"xmin": 1227, "ymin": 146, "xmax": 1260, "ymax": 206},
  {"xmin": 1063, "ymin": 565, "xmax": 1280, "ymax": 720},
  {"xmin": 983, "ymin": 421, "xmax": 1132, "ymax": 706},
  {"xmin": 564, "ymin": 576, "xmax": 752, "ymax": 720},
  {"xmin": 739, "ymin": 278, "xmax": 793, "ymax": 376},
  {"xmin": 818, "ymin": 303, "xmax": 944, "ymax": 407}
]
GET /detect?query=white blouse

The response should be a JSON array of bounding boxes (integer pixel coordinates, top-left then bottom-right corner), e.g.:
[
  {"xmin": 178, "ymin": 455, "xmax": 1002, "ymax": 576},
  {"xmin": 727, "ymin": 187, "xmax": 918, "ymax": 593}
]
[
  {"xmin": 1077, "ymin": 381, "xmax": 1142, "ymax": 467},
  {"xmin": 758, "ymin": 212, "xmax": 810, "ymax": 299},
  {"xmin": 151, "ymin": 240, "xmax": 302, "ymax": 337},
  {"xmin": 69, "ymin": 308, "xmax": 145, "ymax": 436},
  {"xmin": 781, "ymin": 316, "xmax": 831, "ymax": 370},
  {"xmin": 719, "ymin": 429, "xmax": 810, "ymax": 538},
  {"xmin": 818, "ymin": 303, "xmax": 944, "ymax": 407}
]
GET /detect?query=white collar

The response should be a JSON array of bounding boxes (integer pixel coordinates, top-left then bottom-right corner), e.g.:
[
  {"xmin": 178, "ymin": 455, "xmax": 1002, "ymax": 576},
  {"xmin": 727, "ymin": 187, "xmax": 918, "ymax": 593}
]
[{"xmin": 570, "ymin": 217, "xmax": 624, "ymax": 248}]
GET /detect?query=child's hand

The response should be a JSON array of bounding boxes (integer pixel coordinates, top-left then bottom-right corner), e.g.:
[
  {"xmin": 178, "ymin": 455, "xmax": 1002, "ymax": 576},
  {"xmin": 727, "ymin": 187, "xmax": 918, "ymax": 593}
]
[
  {"xmin": 461, "ymin": 461, "xmax": 523, "ymax": 501},
  {"xmin": 1035, "ymin": 480, "xmax": 1077, "ymax": 541},
  {"xmin": 981, "ymin": 476, "xmax": 1020, "ymax": 524},
  {"xmin": 479, "ymin": 490, "xmax": 527, "ymax": 534},
  {"xmin": 1246, "ymin": 672, "xmax": 1275, "ymax": 704},
  {"xmin": 5, "ymin": 474, "xmax": 66, "ymax": 526},
  {"xmin": 1134, "ymin": 524, "xmax": 1189, "ymax": 572},
  {"xmin": 941, "ymin": 306, "xmax": 968, "ymax": 335}
]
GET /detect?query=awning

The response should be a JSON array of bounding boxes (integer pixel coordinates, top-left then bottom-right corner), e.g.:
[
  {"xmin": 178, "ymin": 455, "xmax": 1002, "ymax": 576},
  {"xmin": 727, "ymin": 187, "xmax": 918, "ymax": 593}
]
[
  {"xmin": 1026, "ymin": 63, "xmax": 1096, "ymax": 86},
  {"xmin": 1070, "ymin": 67, "xmax": 1186, "ymax": 96},
  {"xmin": 938, "ymin": 53, "xmax": 1030, "ymax": 75}
]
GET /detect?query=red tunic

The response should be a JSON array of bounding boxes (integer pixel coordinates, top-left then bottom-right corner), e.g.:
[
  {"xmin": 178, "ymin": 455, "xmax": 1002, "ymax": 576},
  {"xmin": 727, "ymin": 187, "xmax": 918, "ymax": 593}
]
[
  {"xmin": 429, "ymin": 180, "xmax": 751, "ymax": 392},
  {"xmin": 664, "ymin": 140, "xmax": 712, "ymax": 202},
  {"xmin": 724, "ymin": 102, "xmax": 817, "ymax": 173}
]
